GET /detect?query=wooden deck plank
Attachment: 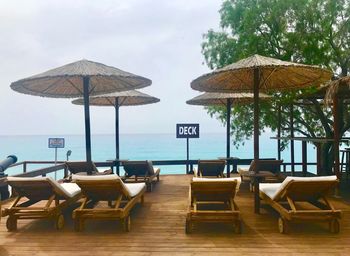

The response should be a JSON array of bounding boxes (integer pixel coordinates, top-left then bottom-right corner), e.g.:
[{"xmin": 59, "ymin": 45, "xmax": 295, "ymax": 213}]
[{"xmin": 1, "ymin": 174, "xmax": 350, "ymax": 255}]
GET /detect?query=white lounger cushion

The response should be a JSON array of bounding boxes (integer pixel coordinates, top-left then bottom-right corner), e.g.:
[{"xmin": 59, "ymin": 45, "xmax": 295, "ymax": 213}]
[
  {"xmin": 192, "ymin": 177, "xmax": 241, "ymax": 192},
  {"xmin": 259, "ymin": 183, "xmax": 282, "ymax": 200},
  {"xmin": 72, "ymin": 174, "xmax": 146, "ymax": 198},
  {"xmin": 260, "ymin": 175, "xmax": 338, "ymax": 200},
  {"xmin": 7, "ymin": 176, "xmax": 81, "ymax": 198},
  {"xmin": 125, "ymin": 183, "xmax": 147, "ymax": 197}
]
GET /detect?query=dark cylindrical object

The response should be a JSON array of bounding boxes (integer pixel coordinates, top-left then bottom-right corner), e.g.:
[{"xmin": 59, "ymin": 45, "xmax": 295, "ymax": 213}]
[
  {"xmin": 226, "ymin": 98, "xmax": 232, "ymax": 177},
  {"xmin": 0, "ymin": 155, "xmax": 17, "ymax": 174},
  {"xmin": 0, "ymin": 155, "xmax": 17, "ymax": 200},
  {"xmin": 83, "ymin": 76, "xmax": 92, "ymax": 166}
]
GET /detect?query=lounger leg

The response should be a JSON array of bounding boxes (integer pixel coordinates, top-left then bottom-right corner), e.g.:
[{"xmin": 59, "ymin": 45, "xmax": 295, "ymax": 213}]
[
  {"xmin": 6, "ymin": 216, "xmax": 17, "ymax": 231},
  {"xmin": 329, "ymin": 219, "xmax": 340, "ymax": 233},
  {"xmin": 185, "ymin": 218, "xmax": 192, "ymax": 234},
  {"xmin": 234, "ymin": 220, "xmax": 242, "ymax": 234},
  {"xmin": 54, "ymin": 214, "xmax": 65, "ymax": 230},
  {"xmin": 278, "ymin": 217, "xmax": 289, "ymax": 234},
  {"xmin": 122, "ymin": 216, "xmax": 131, "ymax": 232},
  {"xmin": 74, "ymin": 219, "xmax": 85, "ymax": 232}
]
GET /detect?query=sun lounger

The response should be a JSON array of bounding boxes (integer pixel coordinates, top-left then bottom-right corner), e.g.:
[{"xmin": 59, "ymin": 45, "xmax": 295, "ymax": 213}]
[
  {"xmin": 193, "ymin": 160, "xmax": 226, "ymax": 177},
  {"xmin": 122, "ymin": 161, "xmax": 160, "ymax": 191},
  {"xmin": 2, "ymin": 176, "xmax": 82, "ymax": 231},
  {"xmin": 72, "ymin": 174, "xmax": 146, "ymax": 232},
  {"xmin": 65, "ymin": 161, "xmax": 112, "ymax": 176},
  {"xmin": 238, "ymin": 160, "xmax": 284, "ymax": 191},
  {"xmin": 186, "ymin": 177, "xmax": 242, "ymax": 234},
  {"xmin": 259, "ymin": 175, "xmax": 342, "ymax": 233}
]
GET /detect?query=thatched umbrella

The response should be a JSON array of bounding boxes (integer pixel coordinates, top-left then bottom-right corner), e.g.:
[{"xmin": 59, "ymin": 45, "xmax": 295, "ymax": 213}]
[
  {"xmin": 325, "ymin": 76, "xmax": 350, "ymax": 178},
  {"xmin": 11, "ymin": 59, "xmax": 151, "ymax": 167},
  {"xmin": 191, "ymin": 54, "xmax": 332, "ymax": 213},
  {"xmin": 72, "ymin": 90, "xmax": 160, "ymax": 172},
  {"xmin": 186, "ymin": 92, "xmax": 270, "ymax": 175}
]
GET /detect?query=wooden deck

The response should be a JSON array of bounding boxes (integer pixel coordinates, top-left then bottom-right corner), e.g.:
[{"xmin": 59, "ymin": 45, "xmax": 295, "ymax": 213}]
[{"xmin": 1, "ymin": 174, "xmax": 350, "ymax": 255}]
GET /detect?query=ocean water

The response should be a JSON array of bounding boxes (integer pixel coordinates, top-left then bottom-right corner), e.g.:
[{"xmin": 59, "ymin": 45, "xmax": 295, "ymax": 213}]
[{"xmin": 0, "ymin": 133, "xmax": 318, "ymax": 178}]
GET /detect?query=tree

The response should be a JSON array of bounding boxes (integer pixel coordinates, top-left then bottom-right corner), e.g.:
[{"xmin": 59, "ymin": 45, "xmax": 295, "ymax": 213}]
[{"xmin": 202, "ymin": 0, "xmax": 350, "ymax": 175}]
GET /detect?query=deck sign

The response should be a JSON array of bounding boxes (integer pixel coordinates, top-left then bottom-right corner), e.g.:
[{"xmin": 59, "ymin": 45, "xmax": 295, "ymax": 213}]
[
  {"xmin": 48, "ymin": 138, "xmax": 65, "ymax": 148},
  {"xmin": 176, "ymin": 124, "xmax": 199, "ymax": 174},
  {"xmin": 176, "ymin": 124, "xmax": 200, "ymax": 138},
  {"xmin": 48, "ymin": 138, "xmax": 65, "ymax": 179}
]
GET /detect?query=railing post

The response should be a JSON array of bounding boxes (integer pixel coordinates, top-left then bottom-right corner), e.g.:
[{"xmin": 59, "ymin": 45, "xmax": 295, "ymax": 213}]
[
  {"xmin": 23, "ymin": 162, "xmax": 27, "ymax": 173},
  {"xmin": 64, "ymin": 165, "xmax": 68, "ymax": 178}
]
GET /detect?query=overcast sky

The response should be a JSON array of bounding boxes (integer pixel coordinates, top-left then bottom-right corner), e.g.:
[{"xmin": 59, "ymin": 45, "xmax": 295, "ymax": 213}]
[{"xmin": 0, "ymin": 0, "xmax": 227, "ymax": 136}]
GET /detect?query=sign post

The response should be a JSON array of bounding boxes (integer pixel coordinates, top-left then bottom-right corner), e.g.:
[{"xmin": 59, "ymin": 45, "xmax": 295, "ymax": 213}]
[
  {"xmin": 176, "ymin": 124, "xmax": 199, "ymax": 174},
  {"xmin": 48, "ymin": 138, "xmax": 65, "ymax": 179}
]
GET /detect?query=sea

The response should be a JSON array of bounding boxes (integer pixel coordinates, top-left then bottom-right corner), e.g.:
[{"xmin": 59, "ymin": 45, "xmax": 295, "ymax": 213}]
[{"xmin": 0, "ymin": 133, "xmax": 318, "ymax": 179}]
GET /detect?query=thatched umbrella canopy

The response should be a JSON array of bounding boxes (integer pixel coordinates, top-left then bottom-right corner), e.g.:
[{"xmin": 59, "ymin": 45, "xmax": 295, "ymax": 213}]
[
  {"xmin": 72, "ymin": 90, "xmax": 160, "ymax": 170},
  {"xmin": 11, "ymin": 60, "xmax": 151, "ymax": 168},
  {"xmin": 325, "ymin": 76, "xmax": 350, "ymax": 104},
  {"xmin": 191, "ymin": 54, "xmax": 332, "ymax": 213},
  {"xmin": 187, "ymin": 92, "xmax": 270, "ymax": 175}
]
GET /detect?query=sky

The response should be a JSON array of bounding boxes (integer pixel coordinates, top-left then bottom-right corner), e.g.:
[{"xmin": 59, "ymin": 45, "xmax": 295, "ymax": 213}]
[{"xmin": 0, "ymin": 0, "xmax": 226, "ymax": 136}]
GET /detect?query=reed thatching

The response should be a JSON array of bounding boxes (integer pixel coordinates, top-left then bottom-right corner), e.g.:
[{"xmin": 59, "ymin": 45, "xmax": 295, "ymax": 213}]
[
  {"xmin": 10, "ymin": 59, "xmax": 152, "ymax": 98},
  {"xmin": 191, "ymin": 55, "xmax": 332, "ymax": 92},
  {"xmin": 325, "ymin": 76, "xmax": 350, "ymax": 105},
  {"xmin": 186, "ymin": 92, "xmax": 270, "ymax": 106},
  {"xmin": 72, "ymin": 90, "xmax": 160, "ymax": 107}
]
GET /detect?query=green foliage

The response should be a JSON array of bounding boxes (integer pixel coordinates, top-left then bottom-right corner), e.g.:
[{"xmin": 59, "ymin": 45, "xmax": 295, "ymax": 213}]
[{"xmin": 201, "ymin": 0, "xmax": 350, "ymax": 152}]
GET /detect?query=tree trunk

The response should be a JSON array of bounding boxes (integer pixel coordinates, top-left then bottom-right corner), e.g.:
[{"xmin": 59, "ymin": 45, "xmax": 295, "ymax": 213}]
[{"xmin": 320, "ymin": 142, "xmax": 334, "ymax": 175}]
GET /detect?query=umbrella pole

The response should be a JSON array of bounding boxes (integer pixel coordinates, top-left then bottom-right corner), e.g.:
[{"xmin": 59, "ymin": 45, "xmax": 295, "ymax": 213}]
[
  {"xmin": 226, "ymin": 98, "xmax": 232, "ymax": 177},
  {"xmin": 253, "ymin": 68, "xmax": 260, "ymax": 161},
  {"xmin": 115, "ymin": 97, "xmax": 120, "ymax": 175},
  {"xmin": 253, "ymin": 68, "xmax": 260, "ymax": 214},
  {"xmin": 83, "ymin": 76, "xmax": 92, "ymax": 169}
]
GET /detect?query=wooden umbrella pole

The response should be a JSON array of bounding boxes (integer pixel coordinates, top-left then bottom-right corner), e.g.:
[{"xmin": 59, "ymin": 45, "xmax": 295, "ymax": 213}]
[
  {"xmin": 226, "ymin": 98, "xmax": 232, "ymax": 177},
  {"xmin": 253, "ymin": 68, "xmax": 260, "ymax": 161},
  {"xmin": 253, "ymin": 68, "xmax": 260, "ymax": 214},
  {"xmin": 290, "ymin": 104, "xmax": 295, "ymax": 175},
  {"xmin": 83, "ymin": 76, "xmax": 92, "ymax": 168},
  {"xmin": 115, "ymin": 97, "xmax": 120, "ymax": 175}
]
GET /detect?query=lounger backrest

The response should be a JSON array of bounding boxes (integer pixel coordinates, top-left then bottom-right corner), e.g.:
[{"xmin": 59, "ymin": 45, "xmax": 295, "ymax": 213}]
[
  {"xmin": 273, "ymin": 176, "xmax": 338, "ymax": 201},
  {"xmin": 123, "ymin": 161, "xmax": 154, "ymax": 176},
  {"xmin": 248, "ymin": 160, "xmax": 283, "ymax": 174},
  {"xmin": 65, "ymin": 161, "xmax": 99, "ymax": 174},
  {"xmin": 191, "ymin": 177, "xmax": 241, "ymax": 201},
  {"xmin": 72, "ymin": 174, "xmax": 132, "ymax": 200},
  {"xmin": 7, "ymin": 176, "xmax": 73, "ymax": 200},
  {"xmin": 197, "ymin": 160, "xmax": 226, "ymax": 177}
]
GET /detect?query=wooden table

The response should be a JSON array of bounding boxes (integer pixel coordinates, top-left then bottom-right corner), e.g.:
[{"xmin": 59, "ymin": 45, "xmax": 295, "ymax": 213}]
[
  {"xmin": 244, "ymin": 171, "xmax": 277, "ymax": 214},
  {"xmin": 218, "ymin": 157, "xmax": 239, "ymax": 177}
]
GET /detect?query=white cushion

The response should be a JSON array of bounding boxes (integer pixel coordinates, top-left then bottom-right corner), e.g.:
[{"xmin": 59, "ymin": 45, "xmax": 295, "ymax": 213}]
[
  {"xmin": 60, "ymin": 183, "xmax": 81, "ymax": 197},
  {"xmin": 259, "ymin": 183, "xmax": 282, "ymax": 199},
  {"xmin": 125, "ymin": 183, "xmax": 147, "ymax": 197},
  {"xmin": 260, "ymin": 175, "xmax": 338, "ymax": 200},
  {"xmin": 7, "ymin": 176, "xmax": 81, "ymax": 198},
  {"xmin": 72, "ymin": 174, "xmax": 144, "ymax": 198},
  {"xmin": 192, "ymin": 177, "xmax": 241, "ymax": 193},
  {"xmin": 72, "ymin": 174, "xmax": 120, "ymax": 181}
]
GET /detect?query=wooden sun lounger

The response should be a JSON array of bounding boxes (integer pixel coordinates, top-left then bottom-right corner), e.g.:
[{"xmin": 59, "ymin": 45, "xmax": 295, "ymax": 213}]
[
  {"xmin": 186, "ymin": 177, "xmax": 242, "ymax": 234},
  {"xmin": 193, "ymin": 160, "xmax": 226, "ymax": 177},
  {"xmin": 2, "ymin": 176, "xmax": 82, "ymax": 231},
  {"xmin": 259, "ymin": 175, "xmax": 342, "ymax": 234},
  {"xmin": 122, "ymin": 161, "xmax": 160, "ymax": 191},
  {"xmin": 238, "ymin": 160, "xmax": 284, "ymax": 191},
  {"xmin": 65, "ymin": 161, "xmax": 112, "ymax": 176},
  {"xmin": 72, "ymin": 174, "xmax": 146, "ymax": 232}
]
